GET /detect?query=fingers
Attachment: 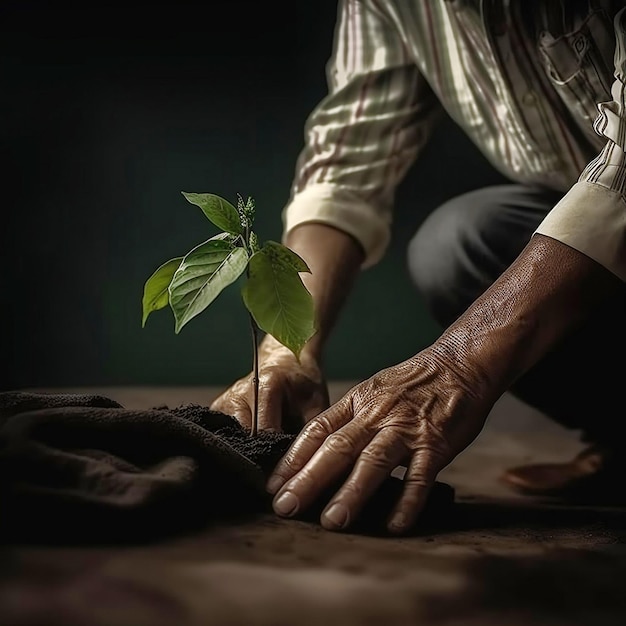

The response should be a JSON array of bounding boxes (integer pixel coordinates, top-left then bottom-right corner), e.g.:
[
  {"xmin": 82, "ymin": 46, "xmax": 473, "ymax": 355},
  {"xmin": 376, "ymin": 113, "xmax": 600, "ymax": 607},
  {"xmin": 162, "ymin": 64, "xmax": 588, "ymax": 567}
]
[
  {"xmin": 270, "ymin": 417, "xmax": 447, "ymax": 535},
  {"xmin": 271, "ymin": 418, "xmax": 374, "ymax": 520},
  {"xmin": 266, "ymin": 398, "xmax": 352, "ymax": 494},
  {"xmin": 265, "ymin": 397, "xmax": 354, "ymax": 495},
  {"xmin": 211, "ymin": 393, "xmax": 252, "ymax": 429},
  {"xmin": 320, "ymin": 429, "xmax": 409, "ymax": 530},
  {"xmin": 211, "ymin": 369, "xmax": 328, "ymax": 433},
  {"xmin": 210, "ymin": 379, "xmax": 284, "ymax": 432},
  {"xmin": 386, "ymin": 446, "xmax": 445, "ymax": 535},
  {"xmin": 253, "ymin": 383, "xmax": 328, "ymax": 432},
  {"xmin": 256, "ymin": 386, "xmax": 283, "ymax": 432}
]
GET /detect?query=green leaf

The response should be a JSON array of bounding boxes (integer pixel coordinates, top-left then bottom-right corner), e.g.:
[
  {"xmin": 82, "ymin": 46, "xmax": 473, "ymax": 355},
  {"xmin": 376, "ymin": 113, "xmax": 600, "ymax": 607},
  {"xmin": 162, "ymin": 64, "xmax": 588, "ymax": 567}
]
[
  {"xmin": 261, "ymin": 240, "xmax": 311, "ymax": 273},
  {"xmin": 242, "ymin": 248, "xmax": 316, "ymax": 358},
  {"xmin": 181, "ymin": 192, "xmax": 242, "ymax": 235},
  {"xmin": 169, "ymin": 239, "xmax": 249, "ymax": 333},
  {"xmin": 142, "ymin": 256, "xmax": 184, "ymax": 327},
  {"xmin": 209, "ymin": 231, "xmax": 238, "ymax": 244}
]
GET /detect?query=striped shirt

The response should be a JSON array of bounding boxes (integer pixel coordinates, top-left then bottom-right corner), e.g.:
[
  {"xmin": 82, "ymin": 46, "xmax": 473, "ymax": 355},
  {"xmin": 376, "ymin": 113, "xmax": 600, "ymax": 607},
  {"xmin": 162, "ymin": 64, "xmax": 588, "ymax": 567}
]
[{"xmin": 282, "ymin": 0, "xmax": 626, "ymax": 281}]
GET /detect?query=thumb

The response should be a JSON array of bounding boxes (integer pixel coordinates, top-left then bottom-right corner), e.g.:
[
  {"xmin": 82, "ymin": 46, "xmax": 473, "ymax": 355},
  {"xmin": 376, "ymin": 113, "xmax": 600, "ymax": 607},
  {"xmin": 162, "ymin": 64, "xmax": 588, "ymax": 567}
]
[{"xmin": 256, "ymin": 388, "xmax": 283, "ymax": 432}]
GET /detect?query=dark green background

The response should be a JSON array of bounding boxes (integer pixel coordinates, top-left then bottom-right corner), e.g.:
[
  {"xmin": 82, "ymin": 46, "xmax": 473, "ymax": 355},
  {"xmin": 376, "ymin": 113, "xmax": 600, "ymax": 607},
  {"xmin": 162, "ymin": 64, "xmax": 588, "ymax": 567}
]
[{"xmin": 2, "ymin": 2, "xmax": 506, "ymax": 390}]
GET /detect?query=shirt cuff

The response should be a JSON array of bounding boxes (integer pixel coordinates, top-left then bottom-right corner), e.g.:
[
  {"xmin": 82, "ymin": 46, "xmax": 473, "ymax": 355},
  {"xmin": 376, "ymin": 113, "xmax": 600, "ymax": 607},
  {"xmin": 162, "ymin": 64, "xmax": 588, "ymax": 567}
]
[
  {"xmin": 282, "ymin": 184, "xmax": 392, "ymax": 269},
  {"xmin": 534, "ymin": 181, "xmax": 626, "ymax": 282}
]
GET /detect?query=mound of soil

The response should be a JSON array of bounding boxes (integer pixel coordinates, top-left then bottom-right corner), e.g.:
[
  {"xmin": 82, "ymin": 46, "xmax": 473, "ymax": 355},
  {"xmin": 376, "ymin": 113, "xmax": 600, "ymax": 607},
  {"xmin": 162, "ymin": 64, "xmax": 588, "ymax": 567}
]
[{"xmin": 172, "ymin": 403, "xmax": 456, "ymax": 535}]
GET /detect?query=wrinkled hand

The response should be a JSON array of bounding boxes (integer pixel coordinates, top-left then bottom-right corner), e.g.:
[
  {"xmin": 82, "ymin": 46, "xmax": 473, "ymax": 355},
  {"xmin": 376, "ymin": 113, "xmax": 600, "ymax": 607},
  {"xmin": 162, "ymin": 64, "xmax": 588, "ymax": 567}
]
[
  {"xmin": 210, "ymin": 337, "xmax": 330, "ymax": 433},
  {"xmin": 265, "ymin": 347, "xmax": 495, "ymax": 534}
]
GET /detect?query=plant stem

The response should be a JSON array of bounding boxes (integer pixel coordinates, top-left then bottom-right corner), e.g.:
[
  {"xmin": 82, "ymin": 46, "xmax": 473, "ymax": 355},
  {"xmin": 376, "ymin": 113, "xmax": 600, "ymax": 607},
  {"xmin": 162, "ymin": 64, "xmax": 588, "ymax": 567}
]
[
  {"xmin": 249, "ymin": 313, "xmax": 260, "ymax": 437},
  {"xmin": 242, "ymin": 212, "xmax": 259, "ymax": 438}
]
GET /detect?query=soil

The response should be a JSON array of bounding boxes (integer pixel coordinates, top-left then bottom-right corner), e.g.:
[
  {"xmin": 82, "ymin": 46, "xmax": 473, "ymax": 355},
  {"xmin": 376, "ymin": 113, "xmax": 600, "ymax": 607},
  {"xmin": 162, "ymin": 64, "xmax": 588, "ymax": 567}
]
[
  {"xmin": 169, "ymin": 403, "xmax": 456, "ymax": 535},
  {"xmin": 163, "ymin": 402, "xmax": 296, "ymax": 474}
]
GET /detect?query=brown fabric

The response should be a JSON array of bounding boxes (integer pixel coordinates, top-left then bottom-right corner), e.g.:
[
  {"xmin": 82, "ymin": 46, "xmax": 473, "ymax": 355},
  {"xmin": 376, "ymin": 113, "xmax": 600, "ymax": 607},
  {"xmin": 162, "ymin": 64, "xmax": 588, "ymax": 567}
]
[
  {"xmin": 0, "ymin": 391, "xmax": 454, "ymax": 545},
  {"xmin": 0, "ymin": 391, "xmax": 274, "ymax": 544}
]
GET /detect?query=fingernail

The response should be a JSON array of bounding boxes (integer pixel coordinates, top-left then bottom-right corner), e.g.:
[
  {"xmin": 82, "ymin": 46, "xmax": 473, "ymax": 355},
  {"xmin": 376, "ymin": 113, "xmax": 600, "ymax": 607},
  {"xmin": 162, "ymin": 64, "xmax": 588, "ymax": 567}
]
[
  {"xmin": 388, "ymin": 512, "xmax": 406, "ymax": 533},
  {"xmin": 273, "ymin": 491, "xmax": 299, "ymax": 517},
  {"xmin": 323, "ymin": 502, "xmax": 349, "ymax": 529},
  {"xmin": 266, "ymin": 475, "xmax": 284, "ymax": 495}
]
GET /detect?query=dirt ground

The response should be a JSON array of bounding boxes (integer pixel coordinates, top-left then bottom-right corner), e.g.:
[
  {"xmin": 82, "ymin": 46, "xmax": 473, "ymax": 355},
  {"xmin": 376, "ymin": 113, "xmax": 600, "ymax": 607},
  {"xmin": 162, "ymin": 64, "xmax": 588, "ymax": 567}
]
[{"xmin": 2, "ymin": 384, "xmax": 625, "ymax": 626}]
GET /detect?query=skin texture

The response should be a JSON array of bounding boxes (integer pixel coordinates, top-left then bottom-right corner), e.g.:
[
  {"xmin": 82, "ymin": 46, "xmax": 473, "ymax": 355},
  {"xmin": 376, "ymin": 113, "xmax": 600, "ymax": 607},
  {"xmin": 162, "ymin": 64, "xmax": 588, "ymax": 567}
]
[
  {"xmin": 210, "ymin": 336, "xmax": 329, "ymax": 434},
  {"xmin": 264, "ymin": 233, "xmax": 622, "ymax": 534},
  {"xmin": 210, "ymin": 223, "xmax": 364, "ymax": 432}
]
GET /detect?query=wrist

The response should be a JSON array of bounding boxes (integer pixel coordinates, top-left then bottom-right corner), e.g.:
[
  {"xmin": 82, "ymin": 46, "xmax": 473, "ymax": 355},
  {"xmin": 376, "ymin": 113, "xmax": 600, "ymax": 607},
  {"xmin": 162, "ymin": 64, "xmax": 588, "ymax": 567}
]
[
  {"xmin": 429, "ymin": 330, "xmax": 509, "ymax": 403},
  {"xmin": 433, "ymin": 235, "xmax": 622, "ymax": 395},
  {"xmin": 259, "ymin": 334, "xmax": 322, "ymax": 365}
]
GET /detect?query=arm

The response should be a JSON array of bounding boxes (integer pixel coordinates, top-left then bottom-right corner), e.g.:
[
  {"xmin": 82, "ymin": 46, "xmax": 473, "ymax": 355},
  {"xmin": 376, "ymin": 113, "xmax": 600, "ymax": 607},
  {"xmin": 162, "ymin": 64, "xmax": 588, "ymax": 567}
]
[
  {"xmin": 436, "ymin": 234, "xmax": 623, "ymax": 399},
  {"xmin": 212, "ymin": 0, "xmax": 441, "ymax": 430},
  {"xmin": 229, "ymin": 223, "xmax": 363, "ymax": 431},
  {"xmin": 534, "ymin": 7, "xmax": 626, "ymax": 283},
  {"xmin": 282, "ymin": 0, "xmax": 442, "ymax": 269},
  {"xmin": 266, "ymin": 234, "xmax": 622, "ymax": 534},
  {"xmin": 282, "ymin": 223, "xmax": 364, "ymax": 364},
  {"xmin": 264, "ymin": 9, "xmax": 626, "ymax": 533}
]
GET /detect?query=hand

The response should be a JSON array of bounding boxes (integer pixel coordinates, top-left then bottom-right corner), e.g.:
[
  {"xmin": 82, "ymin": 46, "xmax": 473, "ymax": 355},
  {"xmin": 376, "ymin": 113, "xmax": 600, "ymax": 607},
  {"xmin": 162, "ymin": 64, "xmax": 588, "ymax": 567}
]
[
  {"xmin": 210, "ymin": 336, "xmax": 330, "ymax": 433},
  {"xmin": 265, "ymin": 346, "xmax": 495, "ymax": 534}
]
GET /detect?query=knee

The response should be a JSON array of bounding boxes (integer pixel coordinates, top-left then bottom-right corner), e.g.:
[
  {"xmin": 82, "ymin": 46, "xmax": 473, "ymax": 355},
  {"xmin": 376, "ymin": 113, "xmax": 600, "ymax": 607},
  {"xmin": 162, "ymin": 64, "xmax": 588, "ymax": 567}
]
[
  {"xmin": 406, "ymin": 189, "xmax": 507, "ymax": 326},
  {"xmin": 406, "ymin": 185, "xmax": 557, "ymax": 326},
  {"xmin": 407, "ymin": 202, "xmax": 470, "ymax": 326}
]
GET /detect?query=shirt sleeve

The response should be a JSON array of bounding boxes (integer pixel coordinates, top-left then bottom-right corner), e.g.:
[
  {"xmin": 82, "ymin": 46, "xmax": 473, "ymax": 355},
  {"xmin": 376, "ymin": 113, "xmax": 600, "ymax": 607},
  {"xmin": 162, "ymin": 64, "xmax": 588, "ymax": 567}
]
[
  {"xmin": 282, "ymin": 0, "xmax": 442, "ymax": 268},
  {"xmin": 535, "ymin": 7, "xmax": 626, "ymax": 282}
]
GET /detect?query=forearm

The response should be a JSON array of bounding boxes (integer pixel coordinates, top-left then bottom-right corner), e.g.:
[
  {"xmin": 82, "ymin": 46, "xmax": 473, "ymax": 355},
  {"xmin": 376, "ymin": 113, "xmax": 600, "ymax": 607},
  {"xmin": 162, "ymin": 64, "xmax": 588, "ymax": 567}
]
[
  {"xmin": 261, "ymin": 223, "xmax": 364, "ymax": 362},
  {"xmin": 281, "ymin": 0, "xmax": 440, "ymax": 271},
  {"xmin": 433, "ymin": 234, "xmax": 623, "ymax": 399}
]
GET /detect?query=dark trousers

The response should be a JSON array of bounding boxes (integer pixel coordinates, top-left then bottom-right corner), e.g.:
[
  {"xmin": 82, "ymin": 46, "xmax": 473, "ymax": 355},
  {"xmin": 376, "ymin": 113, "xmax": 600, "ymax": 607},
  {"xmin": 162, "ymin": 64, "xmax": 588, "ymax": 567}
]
[{"xmin": 406, "ymin": 184, "xmax": 625, "ymax": 446}]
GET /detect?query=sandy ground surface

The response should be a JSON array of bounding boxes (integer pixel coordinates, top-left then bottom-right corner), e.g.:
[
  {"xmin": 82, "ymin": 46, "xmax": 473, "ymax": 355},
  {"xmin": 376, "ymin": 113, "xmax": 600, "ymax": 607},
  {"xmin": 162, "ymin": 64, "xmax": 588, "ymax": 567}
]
[{"xmin": 2, "ymin": 384, "xmax": 625, "ymax": 625}]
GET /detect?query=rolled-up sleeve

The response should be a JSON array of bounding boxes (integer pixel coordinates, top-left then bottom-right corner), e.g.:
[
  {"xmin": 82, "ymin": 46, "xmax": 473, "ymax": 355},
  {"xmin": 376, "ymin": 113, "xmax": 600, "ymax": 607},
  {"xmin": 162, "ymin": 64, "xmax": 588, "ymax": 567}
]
[
  {"xmin": 282, "ymin": 0, "xmax": 441, "ymax": 268},
  {"xmin": 536, "ymin": 7, "xmax": 626, "ymax": 282}
]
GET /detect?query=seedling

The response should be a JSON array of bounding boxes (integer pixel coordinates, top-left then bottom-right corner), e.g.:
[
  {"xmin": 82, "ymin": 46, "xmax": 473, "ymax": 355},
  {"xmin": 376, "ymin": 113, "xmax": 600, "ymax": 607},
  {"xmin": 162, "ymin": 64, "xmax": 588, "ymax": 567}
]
[{"xmin": 141, "ymin": 192, "xmax": 316, "ymax": 436}]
